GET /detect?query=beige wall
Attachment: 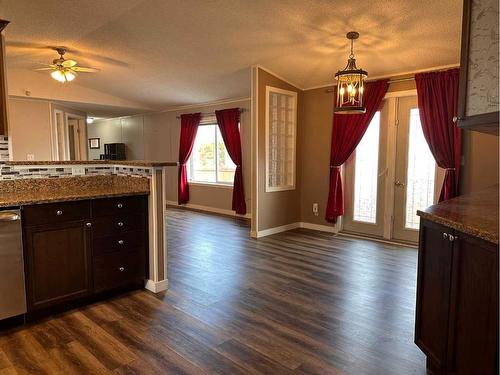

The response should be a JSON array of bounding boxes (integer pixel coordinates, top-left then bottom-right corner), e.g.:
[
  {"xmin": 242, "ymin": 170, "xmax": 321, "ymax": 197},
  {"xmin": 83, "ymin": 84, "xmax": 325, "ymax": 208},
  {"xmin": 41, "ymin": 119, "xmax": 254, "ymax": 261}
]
[
  {"xmin": 87, "ymin": 118, "xmax": 122, "ymax": 160},
  {"xmin": 255, "ymin": 68, "xmax": 302, "ymax": 231},
  {"xmin": 89, "ymin": 99, "xmax": 252, "ymax": 214},
  {"xmin": 8, "ymin": 98, "xmax": 52, "ymax": 160},
  {"xmin": 299, "ymin": 86, "xmax": 334, "ymax": 227},
  {"xmin": 460, "ymin": 130, "xmax": 499, "ymax": 194}
]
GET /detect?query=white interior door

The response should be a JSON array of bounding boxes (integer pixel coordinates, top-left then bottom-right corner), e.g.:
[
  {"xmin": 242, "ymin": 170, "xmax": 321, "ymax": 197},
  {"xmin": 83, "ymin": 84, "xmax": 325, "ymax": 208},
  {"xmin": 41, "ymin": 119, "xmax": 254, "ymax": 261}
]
[
  {"xmin": 343, "ymin": 95, "xmax": 441, "ymax": 243},
  {"xmin": 343, "ymin": 99, "xmax": 389, "ymax": 237},
  {"xmin": 392, "ymin": 96, "xmax": 441, "ymax": 242}
]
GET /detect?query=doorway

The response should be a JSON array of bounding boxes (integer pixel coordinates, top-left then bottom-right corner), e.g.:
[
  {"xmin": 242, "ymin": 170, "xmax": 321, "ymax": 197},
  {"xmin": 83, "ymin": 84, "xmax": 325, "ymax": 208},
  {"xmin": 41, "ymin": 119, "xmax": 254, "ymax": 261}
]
[
  {"xmin": 343, "ymin": 95, "xmax": 442, "ymax": 243},
  {"xmin": 52, "ymin": 110, "xmax": 87, "ymax": 161}
]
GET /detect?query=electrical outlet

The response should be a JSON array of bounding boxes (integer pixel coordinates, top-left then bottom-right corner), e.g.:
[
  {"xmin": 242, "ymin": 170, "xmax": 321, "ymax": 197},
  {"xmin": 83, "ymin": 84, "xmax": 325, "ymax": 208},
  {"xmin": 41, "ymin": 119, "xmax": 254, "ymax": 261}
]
[
  {"xmin": 26, "ymin": 153, "xmax": 35, "ymax": 161},
  {"xmin": 312, "ymin": 203, "xmax": 319, "ymax": 216},
  {"xmin": 72, "ymin": 167, "xmax": 85, "ymax": 176}
]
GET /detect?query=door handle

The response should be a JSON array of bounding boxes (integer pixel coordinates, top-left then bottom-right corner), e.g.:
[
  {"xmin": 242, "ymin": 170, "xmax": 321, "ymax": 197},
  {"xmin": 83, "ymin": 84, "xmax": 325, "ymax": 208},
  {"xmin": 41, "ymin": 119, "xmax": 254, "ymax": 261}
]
[{"xmin": 395, "ymin": 180, "xmax": 405, "ymax": 187}]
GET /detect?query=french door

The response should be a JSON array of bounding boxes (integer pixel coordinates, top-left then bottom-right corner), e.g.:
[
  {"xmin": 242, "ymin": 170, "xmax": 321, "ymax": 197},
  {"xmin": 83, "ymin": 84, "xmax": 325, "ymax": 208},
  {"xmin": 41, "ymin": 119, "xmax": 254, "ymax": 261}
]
[{"xmin": 343, "ymin": 95, "xmax": 441, "ymax": 243}]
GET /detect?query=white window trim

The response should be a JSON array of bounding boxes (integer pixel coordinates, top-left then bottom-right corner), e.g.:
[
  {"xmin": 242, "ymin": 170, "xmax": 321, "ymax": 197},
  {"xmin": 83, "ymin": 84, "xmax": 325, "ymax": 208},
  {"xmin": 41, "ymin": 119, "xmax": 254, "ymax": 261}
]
[
  {"xmin": 265, "ymin": 86, "xmax": 297, "ymax": 193},
  {"xmin": 187, "ymin": 122, "xmax": 236, "ymax": 187}
]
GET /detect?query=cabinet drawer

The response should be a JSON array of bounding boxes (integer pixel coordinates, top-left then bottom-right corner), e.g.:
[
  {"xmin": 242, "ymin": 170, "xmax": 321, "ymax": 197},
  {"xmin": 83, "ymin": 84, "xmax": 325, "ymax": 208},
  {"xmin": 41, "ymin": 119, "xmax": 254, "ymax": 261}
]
[
  {"xmin": 93, "ymin": 231, "xmax": 146, "ymax": 255},
  {"xmin": 93, "ymin": 251, "xmax": 145, "ymax": 292},
  {"xmin": 91, "ymin": 214, "xmax": 146, "ymax": 238},
  {"xmin": 92, "ymin": 195, "xmax": 147, "ymax": 218},
  {"xmin": 23, "ymin": 200, "xmax": 91, "ymax": 227}
]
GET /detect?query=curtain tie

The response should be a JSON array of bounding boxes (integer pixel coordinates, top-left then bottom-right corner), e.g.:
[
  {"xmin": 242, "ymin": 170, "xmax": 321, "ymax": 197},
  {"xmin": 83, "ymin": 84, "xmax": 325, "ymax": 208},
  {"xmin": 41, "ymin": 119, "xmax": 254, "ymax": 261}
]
[
  {"xmin": 445, "ymin": 168, "xmax": 456, "ymax": 171},
  {"xmin": 330, "ymin": 165, "xmax": 341, "ymax": 169}
]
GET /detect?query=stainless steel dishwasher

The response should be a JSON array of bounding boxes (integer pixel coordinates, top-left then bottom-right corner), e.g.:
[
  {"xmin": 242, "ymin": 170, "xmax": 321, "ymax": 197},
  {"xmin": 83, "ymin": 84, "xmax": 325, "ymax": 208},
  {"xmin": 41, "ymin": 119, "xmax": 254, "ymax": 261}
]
[{"xmin": 0, "ymin": 209, "xmax": 26, "ymax": 320}]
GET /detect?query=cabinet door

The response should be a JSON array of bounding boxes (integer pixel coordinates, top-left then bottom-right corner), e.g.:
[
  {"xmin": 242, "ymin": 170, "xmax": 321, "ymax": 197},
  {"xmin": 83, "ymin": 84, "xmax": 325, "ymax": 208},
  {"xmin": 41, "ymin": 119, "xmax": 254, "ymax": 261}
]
[
  {"xmin": 415, "ymin": 219, "xmax": 454, "ymax": 371},
  {"xmin": 447, "ymin": 233, "xmax": 498, "ymax": 375},
  {"xmin": 24, "ymin": 221, "xmax": 92, "ymax": 310}
]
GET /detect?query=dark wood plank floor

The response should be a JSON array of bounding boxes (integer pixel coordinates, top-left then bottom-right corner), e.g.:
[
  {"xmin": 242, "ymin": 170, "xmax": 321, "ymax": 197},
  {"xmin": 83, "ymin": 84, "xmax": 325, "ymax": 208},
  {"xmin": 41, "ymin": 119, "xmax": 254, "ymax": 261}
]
[{"xmin": 0, "ymin": 207, "xmax": 426, "ymax": 374}]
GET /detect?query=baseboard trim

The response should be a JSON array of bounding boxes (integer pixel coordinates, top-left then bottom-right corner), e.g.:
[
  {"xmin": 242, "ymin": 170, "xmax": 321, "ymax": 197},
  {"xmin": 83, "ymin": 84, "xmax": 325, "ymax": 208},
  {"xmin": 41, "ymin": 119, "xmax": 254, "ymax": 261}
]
[
  {"xmin": 253, "ymin": 222, "xmax": 300, "ymax": 238},
  {"xmin": 144, "ymin": 279, "xmax": 169, "ymax": 293},
  {"xmin": 167, "ymin": 200, "xmax": 251, "ymax": 219},
  {"xmin": 299, "ymin": 222, "xmax": 337, "ymax": 233}
]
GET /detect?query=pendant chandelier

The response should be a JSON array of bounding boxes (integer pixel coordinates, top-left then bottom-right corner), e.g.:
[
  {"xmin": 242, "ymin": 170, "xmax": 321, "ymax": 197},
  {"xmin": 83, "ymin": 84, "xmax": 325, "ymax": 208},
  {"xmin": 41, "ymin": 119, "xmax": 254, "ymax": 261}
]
[{"xmin": 334, "ymin": 31, "xmax": 368, "ymax": 114}]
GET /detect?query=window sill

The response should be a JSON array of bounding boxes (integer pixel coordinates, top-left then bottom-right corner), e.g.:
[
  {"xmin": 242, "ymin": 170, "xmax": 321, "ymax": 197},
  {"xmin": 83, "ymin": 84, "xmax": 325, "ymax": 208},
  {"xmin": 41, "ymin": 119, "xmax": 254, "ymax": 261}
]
[{"xmin": 188, "ymin": 181, "xmax": 234, "ymax": 189}]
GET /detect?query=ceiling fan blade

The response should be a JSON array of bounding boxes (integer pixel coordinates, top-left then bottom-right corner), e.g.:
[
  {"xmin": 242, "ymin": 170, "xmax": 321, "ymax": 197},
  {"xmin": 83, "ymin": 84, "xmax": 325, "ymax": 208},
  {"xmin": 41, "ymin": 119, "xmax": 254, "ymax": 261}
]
[
  {"xmin": 34, "ymin": 67, "xmax": 55, "ymax": 71},
  {"xmin": 62, "ymin": 59, "xmax": 77, "ymax": 67},
  {"xmin": 72, "ymin": 66, "xmax": 100, "ymax": 73}
]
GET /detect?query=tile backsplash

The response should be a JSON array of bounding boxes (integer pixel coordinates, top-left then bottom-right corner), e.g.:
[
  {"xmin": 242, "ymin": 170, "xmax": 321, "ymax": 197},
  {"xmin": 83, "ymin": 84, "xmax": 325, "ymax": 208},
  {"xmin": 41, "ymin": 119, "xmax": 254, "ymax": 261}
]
[
  {"xmin": 0, "ymin": 137, "xmax": 152, "ymax": 180},
  {"xmin": 0, "ymin": 136, "xmax": 8, "ymax": 162}
]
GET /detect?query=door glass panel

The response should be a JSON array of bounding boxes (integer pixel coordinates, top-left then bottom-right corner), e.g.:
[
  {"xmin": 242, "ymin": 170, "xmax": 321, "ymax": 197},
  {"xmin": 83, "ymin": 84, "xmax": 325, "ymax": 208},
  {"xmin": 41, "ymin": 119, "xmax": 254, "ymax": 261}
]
[
  {"xmin": 405, "ymin": 109, "xmax": 435, "ymax": 229},
  {"xmin": 353, "ymin": 112, "xmax": 380, "ymax": 223}
]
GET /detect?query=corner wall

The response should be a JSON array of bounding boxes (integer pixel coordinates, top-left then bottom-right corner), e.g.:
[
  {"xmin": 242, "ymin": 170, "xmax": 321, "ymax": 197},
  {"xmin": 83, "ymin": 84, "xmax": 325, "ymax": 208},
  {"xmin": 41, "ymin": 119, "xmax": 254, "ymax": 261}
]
[{"xmin": 254, "ymin": 68, "xmax": 302, "ymax": 233}]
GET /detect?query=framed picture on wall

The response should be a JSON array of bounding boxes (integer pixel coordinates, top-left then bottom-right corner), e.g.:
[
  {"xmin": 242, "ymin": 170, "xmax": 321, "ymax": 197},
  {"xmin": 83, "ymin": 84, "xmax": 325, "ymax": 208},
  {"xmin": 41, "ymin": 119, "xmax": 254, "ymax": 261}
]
[{"xmin": 88, "ymin": 138, "xmax": 100, "ymax": 149}]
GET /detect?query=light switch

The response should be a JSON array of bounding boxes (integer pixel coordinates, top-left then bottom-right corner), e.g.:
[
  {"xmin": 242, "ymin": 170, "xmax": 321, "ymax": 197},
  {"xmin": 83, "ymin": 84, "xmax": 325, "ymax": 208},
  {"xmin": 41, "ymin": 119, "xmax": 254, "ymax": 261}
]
[{"xmin": 26, "ymin": 154, "xmax": 35, "ymax": 161}]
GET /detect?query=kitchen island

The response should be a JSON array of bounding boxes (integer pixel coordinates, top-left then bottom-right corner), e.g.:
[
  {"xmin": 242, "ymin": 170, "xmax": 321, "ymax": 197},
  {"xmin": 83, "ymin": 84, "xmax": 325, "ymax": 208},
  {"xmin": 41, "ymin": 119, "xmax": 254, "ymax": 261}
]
[
  {"xmin": 414, "ymin": 185, "xmax": 498, "ymax": 374},
  {"xmin": 0, "ymin": 160, "xmax": 176, "ymax": 322}
]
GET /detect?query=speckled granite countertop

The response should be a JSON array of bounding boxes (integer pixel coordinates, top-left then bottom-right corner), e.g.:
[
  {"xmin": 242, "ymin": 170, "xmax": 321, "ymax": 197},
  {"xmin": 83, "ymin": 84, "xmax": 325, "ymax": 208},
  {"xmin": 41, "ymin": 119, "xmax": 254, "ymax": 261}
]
[
  {"xmin": 0, "ymin": 175, "xmax": 150, "ymax": 208},
  {"xmin": 417, "ymin": 185, "xmax": 499, "ymax": 244},
  {"xmin": 6, "ymin": 160, "xmax": 178, "ymax": 167}
]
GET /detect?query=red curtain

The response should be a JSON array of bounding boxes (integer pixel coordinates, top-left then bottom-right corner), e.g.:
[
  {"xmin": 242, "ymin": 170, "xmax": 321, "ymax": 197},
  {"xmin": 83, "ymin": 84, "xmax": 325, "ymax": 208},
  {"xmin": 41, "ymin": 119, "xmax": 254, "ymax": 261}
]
[
  {"xmin": 325, "ymin": 79, "xmax": 389, "ymax": 223},
  {"xmin": 178, "ymin": 113, "xmax": 201, "ymax": 204},
  {"xmin": 415, "ymin": 69, "xmax": 461, "ymax": 201},
  {"xmin": 216, "ymin": 108, "xmax": 246, "ymax": 215}
]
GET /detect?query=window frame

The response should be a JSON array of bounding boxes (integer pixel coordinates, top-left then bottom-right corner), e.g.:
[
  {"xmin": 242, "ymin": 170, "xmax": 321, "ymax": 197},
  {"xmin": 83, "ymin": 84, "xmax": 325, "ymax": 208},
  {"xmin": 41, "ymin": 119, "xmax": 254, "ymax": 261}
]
[
  {"xmin": 265, "ymin": 86, "xmax": 298, "ymax": 193},
  {"xmin": 187, "ymin": 122, "xmax": 236, "ymax": 187}
]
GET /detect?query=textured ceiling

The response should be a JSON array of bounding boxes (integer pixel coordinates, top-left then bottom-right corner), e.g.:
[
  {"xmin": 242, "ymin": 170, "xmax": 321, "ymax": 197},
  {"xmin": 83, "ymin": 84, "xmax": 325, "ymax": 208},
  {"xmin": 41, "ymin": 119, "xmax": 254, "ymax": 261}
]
[{"xmin": 1, "ymin": 0, "xmax": 462, "ymax": 110}]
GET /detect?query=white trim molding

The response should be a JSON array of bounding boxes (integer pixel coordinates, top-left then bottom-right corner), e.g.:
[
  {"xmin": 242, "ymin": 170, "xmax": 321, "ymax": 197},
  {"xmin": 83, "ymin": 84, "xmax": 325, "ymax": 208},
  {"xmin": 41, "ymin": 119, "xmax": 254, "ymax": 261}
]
[
  {"xmin": 145, "ymin": 279, "xmax": 169, "ymax": 293},
  {"xmin": 252, "ymin": 222, "xmax": 300, "ymax": 238}
]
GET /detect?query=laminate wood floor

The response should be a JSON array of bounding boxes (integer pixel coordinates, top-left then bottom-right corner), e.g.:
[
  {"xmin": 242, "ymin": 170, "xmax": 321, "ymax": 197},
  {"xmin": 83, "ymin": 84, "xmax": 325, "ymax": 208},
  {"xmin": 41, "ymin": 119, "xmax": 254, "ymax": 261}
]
[{"xmin": 0, "ymin": 208, "xmax": 426, "ymax": 374}]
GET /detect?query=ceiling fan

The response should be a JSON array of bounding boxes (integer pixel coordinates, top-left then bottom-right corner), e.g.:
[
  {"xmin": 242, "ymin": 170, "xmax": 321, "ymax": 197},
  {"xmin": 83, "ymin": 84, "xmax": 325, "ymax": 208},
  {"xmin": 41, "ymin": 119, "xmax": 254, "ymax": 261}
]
[{"xmin": 35, "ymin": 47, "xmax": 99, "ymax": 83}]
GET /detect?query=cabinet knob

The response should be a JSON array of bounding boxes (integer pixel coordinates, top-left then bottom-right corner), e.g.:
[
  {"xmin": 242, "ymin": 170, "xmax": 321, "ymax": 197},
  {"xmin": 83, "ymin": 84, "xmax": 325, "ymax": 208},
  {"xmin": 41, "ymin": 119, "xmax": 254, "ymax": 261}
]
[
  {"xmin": 119, "ymin": 267, "xmax": 125, "ymax": 272},
  {"xmin": 56, "ymin": 210, "xmax": 63, "ymax": 216},
  {"xmin": 86, "ymin": 222, "xmax": 92, "ymax": 227},
  {"xmin": 448, "ymin": 234, "xmax": 455, "ymax": 242},
  {"xmin": 117, "ymin": 222, "xmax": 124, "ymax": 227},
  {"xmin": 443, "ymin": 233, "xmax": 449, "ymax": 240},
  {"xmin": 118, "ymin": 240, "xmax": 124, "ymax": 245},
  {"xmin": 117, "ymin": 203, "xmax": 123, "ymax": 209}
]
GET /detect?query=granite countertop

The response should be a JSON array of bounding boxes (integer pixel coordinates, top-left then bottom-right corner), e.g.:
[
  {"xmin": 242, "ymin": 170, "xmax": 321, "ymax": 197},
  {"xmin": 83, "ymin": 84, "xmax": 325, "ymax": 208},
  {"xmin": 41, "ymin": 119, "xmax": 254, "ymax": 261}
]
[
  {"xmin": 6, "ymin": 160, "xmax": 178, "ymax": 167},
  {"xmin": 0, "ymin": 175, "xmax": 150, "ymax": 208},
  {"xmin": 417, "ymin": 185, "xmax": 499, "ymax": 244}
]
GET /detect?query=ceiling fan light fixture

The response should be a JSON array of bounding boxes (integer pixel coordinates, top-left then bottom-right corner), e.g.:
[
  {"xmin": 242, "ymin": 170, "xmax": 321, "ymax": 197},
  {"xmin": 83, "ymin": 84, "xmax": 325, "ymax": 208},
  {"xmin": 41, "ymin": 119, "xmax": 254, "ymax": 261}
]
[
  {"xmin": 334, "ymin": 31, "xmax": 368, "ymax": 114},
  {"xmin": 51, "ymin": 69, "xmax": 75, "ymax": 83}
]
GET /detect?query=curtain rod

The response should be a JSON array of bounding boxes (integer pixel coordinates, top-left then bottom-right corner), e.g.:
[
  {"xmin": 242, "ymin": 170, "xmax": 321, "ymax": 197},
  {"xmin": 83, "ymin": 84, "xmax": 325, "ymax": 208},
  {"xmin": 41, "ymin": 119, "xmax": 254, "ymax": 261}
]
[
  {"xmin": 324, "ymin": 77, "xmax": 414, "ymax": 93},
  {"xmin": 176, "ymin": 108, "xmax": 245, "ymax": 119}
]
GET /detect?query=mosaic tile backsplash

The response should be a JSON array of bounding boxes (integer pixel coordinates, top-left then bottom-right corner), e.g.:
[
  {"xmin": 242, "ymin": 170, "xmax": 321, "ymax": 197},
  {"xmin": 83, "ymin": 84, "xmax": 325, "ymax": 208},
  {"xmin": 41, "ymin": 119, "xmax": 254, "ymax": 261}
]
[{"xmin": 0, "ymin": 137, "xmax": 152, "ymax": 180}]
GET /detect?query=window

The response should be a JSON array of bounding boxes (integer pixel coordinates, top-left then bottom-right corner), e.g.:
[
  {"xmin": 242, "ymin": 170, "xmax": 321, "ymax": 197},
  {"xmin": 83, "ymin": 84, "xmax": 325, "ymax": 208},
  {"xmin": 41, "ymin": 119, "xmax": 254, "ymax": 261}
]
[
  {"xmin": 353, "ymin": 112, "xmax": 381, "ymax": 223},
  {"xmin": 265, "ymin": 86, "xmax": 297, "ymax": 192},
  {"xmin": 405, "ymin": 108, "xmax": 435, "ymax": 229},
  {"xmin": 187, "ymin": 124, "xmax": 236, "ymax": 185}
]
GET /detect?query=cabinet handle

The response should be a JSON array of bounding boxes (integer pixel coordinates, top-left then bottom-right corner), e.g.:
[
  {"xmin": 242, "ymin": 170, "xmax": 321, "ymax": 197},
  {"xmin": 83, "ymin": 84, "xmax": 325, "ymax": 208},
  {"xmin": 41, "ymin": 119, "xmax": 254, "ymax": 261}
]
[
  {"xmin": 117, "ymin": 222, "xmax": 124, "ymax": 227},
  {"xmin": 443, "ymin": 232, "xmax": 449, "ymax": 240},
  {"xmin": 448, "ymin": 234, "xmax": 457, "ymax": 242},
  {"xmin": 118, "ymin": 240, "xmax": 124, "ymax": 245},
  {"xmin": 86, "ymin": 222, "xmax": 92, "ymax": 227},
  {"xmin": 117, "ymin": 203, "xmax": 123, "ymax": 209},
  {"xmin": 56, "ymin": 210, "xmax": 63, "ymax": 216},
  {"xmin": 119, "ymin": 267, "xmax": 125, "ymax": 272}
]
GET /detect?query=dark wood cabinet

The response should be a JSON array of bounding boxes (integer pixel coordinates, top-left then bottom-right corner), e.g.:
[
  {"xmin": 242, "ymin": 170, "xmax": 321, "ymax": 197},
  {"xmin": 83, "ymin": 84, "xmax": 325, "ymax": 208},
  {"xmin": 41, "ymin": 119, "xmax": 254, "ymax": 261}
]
[
  {"xmin": 22, "ymin": 195, "xmax": 148, "ymax": 313},
  {"xmin": 415, "ymin": 219, "xmax": 498, "ymax": 374},
  {"xmin": 24, "ymin": 220, "xmax": 92, "ymax": 310}
]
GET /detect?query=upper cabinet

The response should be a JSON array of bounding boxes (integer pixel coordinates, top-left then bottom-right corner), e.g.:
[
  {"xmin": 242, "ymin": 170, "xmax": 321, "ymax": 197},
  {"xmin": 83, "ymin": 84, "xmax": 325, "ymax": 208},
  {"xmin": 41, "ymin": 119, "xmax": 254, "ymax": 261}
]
[
  {"xmin": 457, "ymin": 0, "xmax": 499, "ymax": 135},
  {"xmin": 0, "ymin": 20, "xmax": 9, "ymax": 136}
]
